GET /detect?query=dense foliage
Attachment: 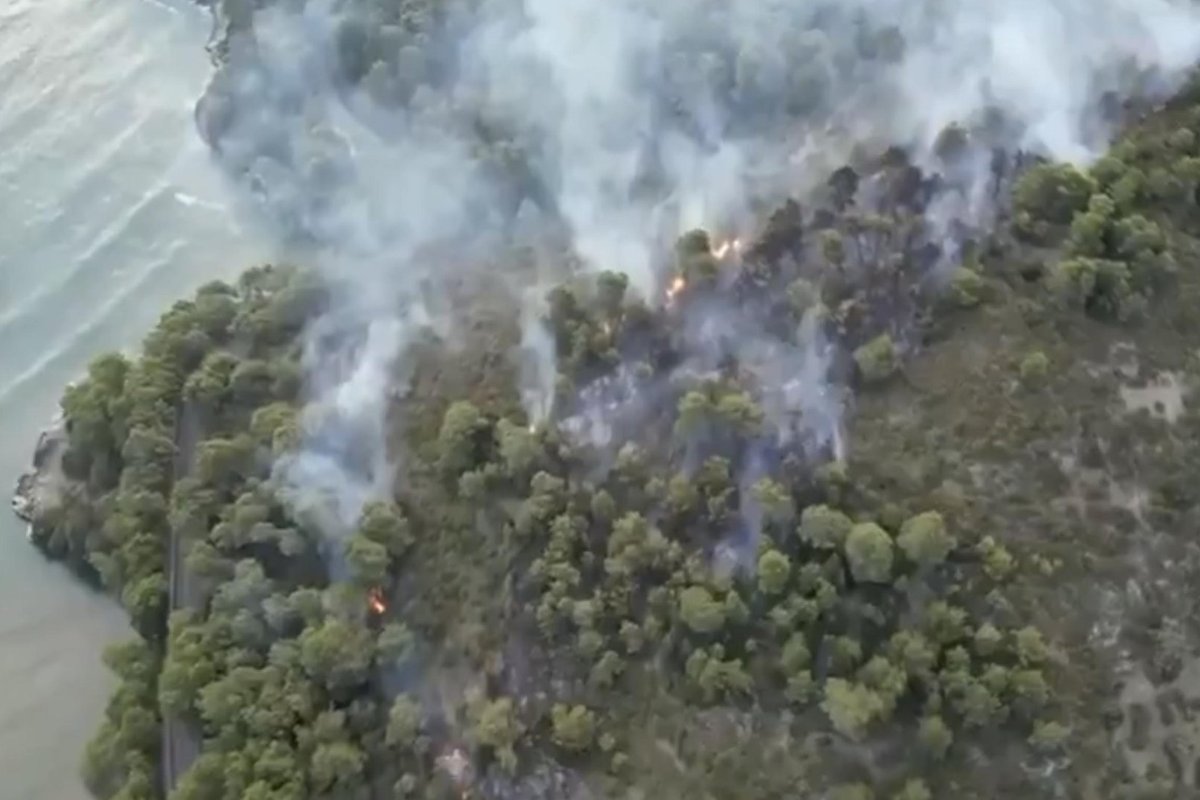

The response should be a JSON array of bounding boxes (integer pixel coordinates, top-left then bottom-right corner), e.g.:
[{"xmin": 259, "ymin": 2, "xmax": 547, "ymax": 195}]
[{"xmin": 31, "ymin": 40, "xmax": 1200, "ymax": 800}]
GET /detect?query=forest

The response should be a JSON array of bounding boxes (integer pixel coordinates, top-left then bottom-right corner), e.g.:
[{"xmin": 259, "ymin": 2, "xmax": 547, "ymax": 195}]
[
  {"xmin": 24, "ymin": 0, "xmax": 1200, "ymax": 799},
  {"xmin": 30, "ymin": 77, "xmax": 1200, "ymax": 798}
]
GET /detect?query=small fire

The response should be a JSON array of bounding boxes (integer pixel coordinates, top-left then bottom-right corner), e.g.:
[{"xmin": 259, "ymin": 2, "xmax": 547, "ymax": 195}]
[
  {"xmin": 665, "ymin": 275, "xmax": 687, "ymax": 304},
  {"xmin": 711, "ymin": 237, "xmax": 742, "ymax": 260},
  {"xmin": 367, "ymin": 588, "xmax": 387, "ymax": 615}
]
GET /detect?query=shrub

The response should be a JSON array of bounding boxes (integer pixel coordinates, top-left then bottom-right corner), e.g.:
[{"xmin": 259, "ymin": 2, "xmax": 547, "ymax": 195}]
[
  {"xmin": 948, "ymin": 267, "xmax": 985, "ymax": 309},
  {"xmin": 551, "ymin": 704, "xmax": 596, "ymax": 752},
  {"xmin": 854, "ymin": 334, "xmax": 898, "ymax": 385},
  {"xmin": 1048, "ymin": 257, "xmax": 1135, "ymax": 321},
  {"xmin": 1012, "ymin": 163, "xmax": 1096, "ymax": 241},
  {"xmin": 1019, "ymin": 351, "xmax": 1050, "ymax": 384}
]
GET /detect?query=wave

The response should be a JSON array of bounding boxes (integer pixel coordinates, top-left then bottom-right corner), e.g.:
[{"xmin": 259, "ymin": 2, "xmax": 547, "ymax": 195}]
[
  {"xmin": 0, "ymin": 242, "xmax": 183, "ymax": 407},
  {"xmin": 172, "ymin": 191, "xmax": 228, "ymax": 212},
  {"xmin": 0, "ymin": 176, "xmax": 174, "ymax": 324}
]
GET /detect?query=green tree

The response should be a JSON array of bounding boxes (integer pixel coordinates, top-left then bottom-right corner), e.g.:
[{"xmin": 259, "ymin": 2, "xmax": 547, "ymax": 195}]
[
  {"xmin": 831, "ymin": 784, "xmax": 874, "ymax": 800},
  {"xmin": 496, "ymin": 418, "xmax": 542, "ymax": 477},
  {"xmin": 551, "ymin": 704, "xmax": 596, "ymax": 752},
  {"xmin": 845, "ymin": 523, "xmax": 894, "ymax": 583},
  {"xmin": 1011, "ymin": 669, "xmax": 1050, "ymax": 714},
  {"xmin": 309, "ymin": 741, "xmax": 366, "ymax": 795},
  {"xmin": 973, "ymin": 623, "xmax": 1003, "ymax": 657},
  {"xmin": 298, "ymin": 619, "xmax": 373, "ymax": 692},
  {"xmin": 437, "ymin": 401, "xmax": 490, "ymax": 476},
  {"xmin": 757, "ymin": 549, "xmax": 791, "ymax": 596},
  {"xmin": 892, "ymin": 778, "xmax": 932, "ymax": 800},
  {"xmin": 854, "ymin": 335, "xmax": 897, "ymax": 384},
  {"xmin": 923, "ymin": 601, "xmax": 968, "ymax": 646},
  {"xmin": 596, "ymin": 270, "xmax": 629, "ymax": 315},
  {"xmin": 121, "ymin": 573, "xmax": 168, "ymax": 639},
  {"xmin": 61, "ymin": 353, "xmax": 131, "ymax": 466},
  {"xmin": 472, "ymin": 697, "xmax": 521, "ymax": 770},
  {"xmin": 948, "ymin": 267, "xmax": 985, "ymax": 308},
  {"xmin": 887, "ymin": 631, "xmax": 937, "ymax": 681},
  {"xmin": 1014, "ymin": 626, "xmax": 1049, "ymax": 665},
  {"xmin": 386, "ymin": 695, "xmax": 422, "ymax": 748},
  {"xmin": 377, "ymin": 622, "xmax": 415, "ymax": 665},
  {"xmin": 829, "ymin": 636, "xmax": 864, "ymax": 675},
  {"xmin": 797, "ymin": 504, "xmax": 853, "ymax": 549},
  {"xmin": 345, "ymin": 533, "xmax": 389, "ymax": 585},
  {"xmin": 787, "ymin": 278, "xmax": 818, "ymax": 316},
  {"xmin": 358, "ymin": 501, "xmax": 413, "ymax": 558},
  {"xmin": 1029, "ymin": 720, "xmax": 1069, "ymax": 753},
  {"xmin": 978, "ymin": 535, "xmax": 1016, "ymax": 580},
  {"xmin": 171, "ymin": 753, "xmax": 226, "ymax": 800},
  {"xmin": 185, "ymin": 351, "xmax": 239, "ymax": 412},
  {"xmin": 822, "ymin": 678, "xmax": 887, "ymax": 740},
  {"xmin": 896, "ymin": 511, "xmax": 955, "ymax": 569},
  {"xmin": 1019, "ymin": 351, "xmax": 1050, "ymax": 385},
  {"xmin": 917, "ymin": 714, "xmax": 953, "ymax": 760},
  {"xmin": 590, "ymin": 650, "xmax": 625, "ymax": 690},
  {"xmin": 1012, "ymin": 162, "xmax": 1096, "ymax": 237},
  {"xmin": 192, "ymin": 289, "xmax": 237, "ymax": 339},
  {"xmin": 953, "ymin": 678, "xmax": 1004, "ymax": 728},
  {"xmin": 678, "ymin": 586, "xmax": 726, "ymax": 634},
  {"xmin": 751, "ymin": 478, "xmax": 795, "ymax": 525},
  {"xmin": 249, "ymin": 402, "xmax": 298, "ymax": 449},
  {"xmin": 685, "ymin": 646, "xmax": 753, "ymax": 703},
  {"xmin": 780, "ymin": 634, "xmax": 811, "ymax": 674},
  {"xmin": 196, "ymin": 436, "xmax": 255, "ymax": 490},
  {"xmin": 857, "ymin": 656, "xmax": 907, "ymax": 712},
  {"xmin": 229, "ymin": 359, "xmax": 276, "ymax": 408},
  {"xmin": 591, "ymin": 489, "xmax": 617, "ymax": 523},
  {"xmin": 1049, "ymin": 256, "xmax": 1134, "ymax": 321},
  {"xmin": 665, "ymin": 474, "xmax": 700, "ymax": 518},
  {"xmin": 714, "ymin": 390, "xmax": 764, "ymax": 435}
]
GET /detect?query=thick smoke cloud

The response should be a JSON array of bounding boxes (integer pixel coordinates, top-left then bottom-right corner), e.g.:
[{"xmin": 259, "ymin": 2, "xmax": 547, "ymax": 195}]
[{"xmin": 196, "ymin": 0, "xmax": 1200, "ymax": 543}]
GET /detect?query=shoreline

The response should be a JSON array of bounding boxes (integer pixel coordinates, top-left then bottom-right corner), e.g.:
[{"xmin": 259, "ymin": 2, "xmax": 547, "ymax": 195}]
[{"xmin": 10, "ymin": 413, "xmax": 70, "ymax": 541}]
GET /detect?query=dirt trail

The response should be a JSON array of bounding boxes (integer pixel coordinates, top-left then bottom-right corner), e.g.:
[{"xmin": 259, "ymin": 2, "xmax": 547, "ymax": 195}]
[{"xmin": 162, "ymin": 402, "xmax": 202, "ymax": 794}]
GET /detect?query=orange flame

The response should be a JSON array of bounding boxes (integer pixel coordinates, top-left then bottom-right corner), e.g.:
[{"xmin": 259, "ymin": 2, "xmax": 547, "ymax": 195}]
[
  {"xmin": 712, "ymin": 237, "xmax": 742, "ymax": 260},
  {"xmin": 665, "ymin": 275, "xmax": 686, "ymax": 304},
  {"xmin": 368, "ymin": 588, "xmax": 387, "ymax": 615}
]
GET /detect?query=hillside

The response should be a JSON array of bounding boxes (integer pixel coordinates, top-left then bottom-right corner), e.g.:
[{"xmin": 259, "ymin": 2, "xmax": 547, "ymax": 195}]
[{"xmin": 18, "ymin": 67, "xmax": 1200, "ymax": 800}]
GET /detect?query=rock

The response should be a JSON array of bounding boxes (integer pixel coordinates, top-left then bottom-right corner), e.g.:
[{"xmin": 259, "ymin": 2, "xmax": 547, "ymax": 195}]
[
  {"xmin": 11, "ymin": 472, "xmax": 35, "ymax": 523},
  {"xmin": 10, "ymin": 416, "xmax": 70, "ymax": 531}
]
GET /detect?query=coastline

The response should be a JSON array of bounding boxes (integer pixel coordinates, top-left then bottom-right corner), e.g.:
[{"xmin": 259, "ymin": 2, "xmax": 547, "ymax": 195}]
[
  {"xmin": 11, "ymin": 412, "xmax": 70, "ymax": 538},
  {"xmin": 0, "ymin": 0, "xmax": 280, "ymax": 795}
]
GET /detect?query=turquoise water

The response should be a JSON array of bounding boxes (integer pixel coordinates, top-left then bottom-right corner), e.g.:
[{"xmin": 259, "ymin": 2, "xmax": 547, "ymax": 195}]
[{"xmin": 0, "ymin": 0, "xmax": 272, "ymax": 795}]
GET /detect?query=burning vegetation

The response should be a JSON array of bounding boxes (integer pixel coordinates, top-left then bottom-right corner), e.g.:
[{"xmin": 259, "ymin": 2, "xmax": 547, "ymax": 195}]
[
  {"xmin": 368, "ymin": 587, "xmax": 388, "ymax": 615},
  {"xmin": 48, "ymin": 94, "xmax": 1200, "ymax": 796},
  {"xmin": 26, "ymin": 1, "xmax": 1200, "ymax": 799}
]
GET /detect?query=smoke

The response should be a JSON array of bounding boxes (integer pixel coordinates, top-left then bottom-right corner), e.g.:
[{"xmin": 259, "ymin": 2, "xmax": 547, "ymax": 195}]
[
  {"xmin": 196, "ymin": 0, "xmax": 1200, "ymax": 554},
  {"xmin": 517, "ymin": 293, "xmax": 557, "ymax": 428},
  {"xmin": 275, "ymin": 314, "xmax": 409, "ymax": 576}
]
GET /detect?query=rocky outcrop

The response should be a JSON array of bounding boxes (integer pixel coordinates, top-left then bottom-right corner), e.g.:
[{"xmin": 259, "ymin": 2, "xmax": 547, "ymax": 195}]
[{"xmin": 11, "ymin": 416, "xmax": 70, "ymax": 536}]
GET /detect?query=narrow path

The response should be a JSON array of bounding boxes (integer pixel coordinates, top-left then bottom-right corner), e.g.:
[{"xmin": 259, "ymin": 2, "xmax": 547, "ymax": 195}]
[{"xmin": 161, "ymin": 402, "xmax": 201, "ymax": 795}]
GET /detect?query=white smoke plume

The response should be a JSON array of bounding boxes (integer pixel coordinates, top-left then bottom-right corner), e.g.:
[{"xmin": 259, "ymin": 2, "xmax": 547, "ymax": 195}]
[{"xmin": 195, "ymin": 0, "xmax": 1200, "ymax": 546}]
